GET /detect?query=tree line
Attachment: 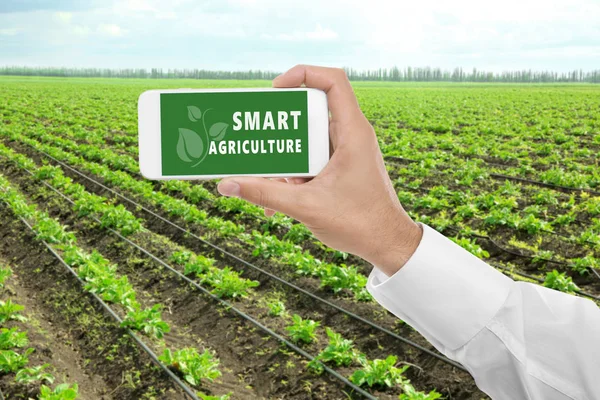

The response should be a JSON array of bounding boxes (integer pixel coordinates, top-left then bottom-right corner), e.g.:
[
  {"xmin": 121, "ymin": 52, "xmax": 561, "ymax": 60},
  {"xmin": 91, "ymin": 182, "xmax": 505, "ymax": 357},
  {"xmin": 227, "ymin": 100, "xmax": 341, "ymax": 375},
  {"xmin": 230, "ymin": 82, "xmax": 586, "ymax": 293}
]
[{"xmin": 1, "ymin": 66, "xmax": 599, "ymax": 83}]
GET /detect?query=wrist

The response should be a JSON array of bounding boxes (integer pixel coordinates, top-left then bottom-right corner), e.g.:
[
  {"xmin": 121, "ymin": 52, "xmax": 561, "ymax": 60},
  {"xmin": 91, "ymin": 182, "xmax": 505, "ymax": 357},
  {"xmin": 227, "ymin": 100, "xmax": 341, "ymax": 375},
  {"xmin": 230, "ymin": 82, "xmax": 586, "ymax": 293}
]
[{"xmin": 365, "ymin": 219, "xmax": 423, "ymax": 277}]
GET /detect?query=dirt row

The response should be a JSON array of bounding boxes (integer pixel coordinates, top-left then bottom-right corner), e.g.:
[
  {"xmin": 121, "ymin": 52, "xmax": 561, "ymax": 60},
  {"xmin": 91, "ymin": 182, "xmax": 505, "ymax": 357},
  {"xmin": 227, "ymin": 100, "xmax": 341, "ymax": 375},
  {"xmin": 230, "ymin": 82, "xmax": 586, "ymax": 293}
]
[{"xmin": 0, "ymin": 206, "xmax": 185, "ymax": 399}]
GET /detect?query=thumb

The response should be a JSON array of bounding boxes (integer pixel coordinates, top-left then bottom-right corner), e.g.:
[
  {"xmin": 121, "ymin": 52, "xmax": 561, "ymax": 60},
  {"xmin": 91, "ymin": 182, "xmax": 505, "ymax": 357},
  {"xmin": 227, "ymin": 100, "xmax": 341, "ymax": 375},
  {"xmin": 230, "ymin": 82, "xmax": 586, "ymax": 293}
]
[{"xmin": 217, "ymin": 177, "xmax": 306, "ymax": 219}]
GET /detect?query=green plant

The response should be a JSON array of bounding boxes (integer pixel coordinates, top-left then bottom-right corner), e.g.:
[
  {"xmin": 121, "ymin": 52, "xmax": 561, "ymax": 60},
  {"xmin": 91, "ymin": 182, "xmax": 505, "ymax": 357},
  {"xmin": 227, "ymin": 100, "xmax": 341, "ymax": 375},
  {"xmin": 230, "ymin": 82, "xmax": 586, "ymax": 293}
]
[
  {"xmin": 515, "ymin": 214, "xmax": 553, "ymax": 235},
  {"xmin": 283, "ymin": 223, "xmax": 312, "ymax": 244},
  {"xmin": 531, "ymin": 250, "xmax": 555, "ymax": 264},
  {"xmin": 0, "ymin": 327, "xmax": 29, "ymax": 350},
  {"xmin": 35, "ymin": 216, "xmax": 76, "ymax": 244},
  {"xmin": 543, "ymin": 270, "xmax": 579, "ymax": 294},
  {"xmin": 121, "ymin": 304, "xmax": 171, "ymax": 339},
  {"xmin": 399, "ymin": 385, "xmax": 442, "ymax": 400},
  {"xmin": 266, "ymin": 300, "xmax": 287, "ymax": 317},
  {"xmin": 286, "ymin": 315, "xmax": 319, "ymax": 344},
  {"xmin": 308, "ymin": 328, "xmax": 361, "ymax": 373},
  {"xmin": 450, "ymin": 237, "xmax": 490, "ymax": 258},
  {"xmin": 85, "ymin": 274, "xmax": 137, "ymax": 308},
  {"xmin": 553, "ymin": 212, "xmax": 576, "ymax": 226},
  {"xmin": 201, "ymin": 267, "xmax": 258, "ymax": 299},
  {"xmin": 159, "ymin": 348, "xmax": 221, "ymax": 386},
  {"xmin": 39, "ymin": 383, "xmax": 79, "ymax": 400},
  {"xmin": 99, "ymin": 204, "xmax": 142, "ymax": 236},
  {"xmin": 350, "ymin": 355, "xmax": 408, "ymax": 388},
  {"xmin": 570, "ymin": 256, "xmax": 598, "ymax": 276},
  {"xmin": 0, "ymin": 348, "xmax": 34, "ymax": 373},
  {"xmin": 0, "ymin": 299, "xmax": 27, "ymax": 323},
  {"xmin": 0, "ymin": 265, "xmax": 12, "ymax": 287},
  {"xmin": 170, "ymin": 250, "xmax": 193, "ymax": 265},
  {"xmin": 319, "ymin": 264, "xmax": 367, "ymax": 296},
  {"xmin": 15, "ymin": 364, "xmax": 55, "ymax": 384}
]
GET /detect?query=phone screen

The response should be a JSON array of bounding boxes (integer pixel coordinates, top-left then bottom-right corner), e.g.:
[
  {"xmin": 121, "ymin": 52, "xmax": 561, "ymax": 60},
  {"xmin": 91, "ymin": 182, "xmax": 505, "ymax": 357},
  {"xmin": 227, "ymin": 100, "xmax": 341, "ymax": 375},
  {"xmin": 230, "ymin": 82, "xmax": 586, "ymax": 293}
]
[{"xmin": 159, "ymin": 91, "xmax": 309, "ymax": 176}]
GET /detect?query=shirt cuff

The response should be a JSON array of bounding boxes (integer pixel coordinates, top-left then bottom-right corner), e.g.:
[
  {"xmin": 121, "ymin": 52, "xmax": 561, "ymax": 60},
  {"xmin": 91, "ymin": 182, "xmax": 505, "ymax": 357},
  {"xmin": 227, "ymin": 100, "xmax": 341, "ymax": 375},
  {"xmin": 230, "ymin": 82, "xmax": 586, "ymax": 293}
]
[{"xmin": 366, "ymin": 224, "xmax": 513, "ymax": 350}]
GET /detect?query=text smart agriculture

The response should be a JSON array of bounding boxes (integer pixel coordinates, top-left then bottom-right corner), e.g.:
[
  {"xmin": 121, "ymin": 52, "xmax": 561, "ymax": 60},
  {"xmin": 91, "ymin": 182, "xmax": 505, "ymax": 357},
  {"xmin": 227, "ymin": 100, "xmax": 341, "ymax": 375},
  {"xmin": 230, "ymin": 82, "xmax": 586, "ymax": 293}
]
[
  {"xmin": 209, "ymin": 110, "xmax": 303, "ymax": 156},
  {"xmin": 160, "ymin": 90, "xmax": 309, "ymax": 176}
]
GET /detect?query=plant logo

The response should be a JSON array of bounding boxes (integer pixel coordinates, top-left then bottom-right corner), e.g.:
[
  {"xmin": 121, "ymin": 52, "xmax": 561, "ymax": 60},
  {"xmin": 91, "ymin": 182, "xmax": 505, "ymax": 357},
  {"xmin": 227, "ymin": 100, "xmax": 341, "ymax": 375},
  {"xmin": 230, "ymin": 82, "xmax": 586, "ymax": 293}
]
[{"xmin": 176, "ymin": 105, "xmax": 228, "ymax": 167}]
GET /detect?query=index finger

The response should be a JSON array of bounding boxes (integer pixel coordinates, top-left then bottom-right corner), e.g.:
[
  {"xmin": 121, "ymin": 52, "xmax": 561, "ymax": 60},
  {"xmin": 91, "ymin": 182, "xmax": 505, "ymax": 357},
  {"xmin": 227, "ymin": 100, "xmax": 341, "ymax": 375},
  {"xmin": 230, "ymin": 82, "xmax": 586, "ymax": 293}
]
[{"xmin": 272, "ymin": 64, "xmax": 361, "ymax": 121}]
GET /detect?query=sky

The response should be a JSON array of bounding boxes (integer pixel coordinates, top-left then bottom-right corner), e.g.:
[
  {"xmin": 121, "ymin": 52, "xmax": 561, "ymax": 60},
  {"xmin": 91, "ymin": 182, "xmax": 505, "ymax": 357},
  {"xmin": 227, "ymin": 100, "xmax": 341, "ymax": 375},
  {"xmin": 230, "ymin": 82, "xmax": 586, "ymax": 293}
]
[{"xmin": 0, "ymin": 0, "xmax": 599, "ymax": 73}]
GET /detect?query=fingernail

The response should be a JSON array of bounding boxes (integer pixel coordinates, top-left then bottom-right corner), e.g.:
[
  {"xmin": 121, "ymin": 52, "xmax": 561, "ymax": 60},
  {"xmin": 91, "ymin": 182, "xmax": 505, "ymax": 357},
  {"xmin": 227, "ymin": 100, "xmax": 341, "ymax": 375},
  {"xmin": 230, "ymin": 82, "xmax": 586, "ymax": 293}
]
[{"xmin": 217, "ymin": 181, "xmax": 240, "ymax": 197}]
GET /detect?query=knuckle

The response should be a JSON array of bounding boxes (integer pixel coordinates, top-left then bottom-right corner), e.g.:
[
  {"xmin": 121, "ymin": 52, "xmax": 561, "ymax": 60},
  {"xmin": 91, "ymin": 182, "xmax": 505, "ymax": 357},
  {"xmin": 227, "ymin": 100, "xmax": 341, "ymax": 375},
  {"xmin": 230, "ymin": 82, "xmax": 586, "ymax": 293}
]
[
  {"xmin": 257, "ymin": 190, "xmax": 270, "ymax": 209},
  {"xmin": 244, "ymin": 185, "xmax": 269, "ymax": 208},
  {"xmin": 334, "ymin": 68, "xmax": 349, "ymax": 80}
]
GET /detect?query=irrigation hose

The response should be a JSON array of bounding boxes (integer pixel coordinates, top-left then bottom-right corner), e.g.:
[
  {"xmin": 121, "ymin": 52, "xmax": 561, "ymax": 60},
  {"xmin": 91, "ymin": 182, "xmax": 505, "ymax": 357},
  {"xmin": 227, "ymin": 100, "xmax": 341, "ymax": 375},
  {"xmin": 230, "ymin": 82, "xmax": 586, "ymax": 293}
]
[
  {"xmin": 12, "ymin": 161, "xmax": 379, "ymax": 399},
  {"xmin": 383, "ymin": 155, "xmax": 600, "ymax": 196},
  {"xmin": 0, "ymin": 205, "xmax": 200, "ymax": 400},
  {"xmin": 28, "ymin": 146, "xmax": 469, "ymax": 372}
]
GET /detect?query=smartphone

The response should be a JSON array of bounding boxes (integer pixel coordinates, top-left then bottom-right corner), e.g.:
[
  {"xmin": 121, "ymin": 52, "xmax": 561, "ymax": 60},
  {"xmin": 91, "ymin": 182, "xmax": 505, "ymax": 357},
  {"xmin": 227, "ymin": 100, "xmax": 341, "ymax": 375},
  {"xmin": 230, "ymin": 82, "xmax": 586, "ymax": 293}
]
[{"xmin": 138, "ymin": 88, "xmax": 329, "ymax": 180}]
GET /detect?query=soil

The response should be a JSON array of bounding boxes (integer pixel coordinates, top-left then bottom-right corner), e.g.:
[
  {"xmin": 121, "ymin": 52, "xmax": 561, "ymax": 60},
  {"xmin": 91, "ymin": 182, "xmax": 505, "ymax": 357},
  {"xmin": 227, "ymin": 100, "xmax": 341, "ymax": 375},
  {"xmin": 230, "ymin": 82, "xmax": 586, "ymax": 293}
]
[
  {"xmin": 0, "ymin": 139, "xmax": 487, "ymax": 399},
  {"xmin": 0, "ymin": 154, "xmax": 371, "ymax": 399},
  {"xmin": 0, "ymin": 205, "xmax": 185, "ymax": 399}
]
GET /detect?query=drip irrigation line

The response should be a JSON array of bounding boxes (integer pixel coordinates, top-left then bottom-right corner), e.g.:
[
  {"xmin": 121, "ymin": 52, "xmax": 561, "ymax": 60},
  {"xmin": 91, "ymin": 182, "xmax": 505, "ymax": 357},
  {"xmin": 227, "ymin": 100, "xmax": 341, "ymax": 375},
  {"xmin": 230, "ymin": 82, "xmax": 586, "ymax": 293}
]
[
  {"xmin": 489, "ymin": 173, "xmax": 600, "ymax": 197},
  {"xmin": 20, "ymin": 135, "xmax": 598, "ymax": 271},
  {"xmin": 383, "ymin": 155, "xmax": 600, "ymax": 196},
  {"xmin": 12, "ymin": 167, "xmax": 377, "ymax": 400},
  {"xmin": 0, "ymin": 203, "xmax": 200, "ymax": 400},
  {"xmin": 39, "ymin": 149, "xmax": 600, "ymax": 307},
  {"xmin": 28, "ymin": 145, "xmax": 469, "ymax": 373},
  {"xmin": 110, "ymin": 226, "xmax": 378, "ymax": 400},
  {"xmin": 444, "ymin": 227, "xmax": 600, "ymax": 301},
  {"xmin": 492, "ymin": 262, "xmax": 600, "ymax": 302}
]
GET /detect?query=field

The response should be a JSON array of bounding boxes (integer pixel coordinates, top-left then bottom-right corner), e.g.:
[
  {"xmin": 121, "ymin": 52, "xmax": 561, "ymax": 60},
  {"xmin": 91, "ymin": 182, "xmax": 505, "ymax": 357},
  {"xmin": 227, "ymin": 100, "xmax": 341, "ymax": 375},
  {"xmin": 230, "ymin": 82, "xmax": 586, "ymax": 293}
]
[{"xmin": 0, "ymin": 75, "xmax": 599, "ymax": 399}]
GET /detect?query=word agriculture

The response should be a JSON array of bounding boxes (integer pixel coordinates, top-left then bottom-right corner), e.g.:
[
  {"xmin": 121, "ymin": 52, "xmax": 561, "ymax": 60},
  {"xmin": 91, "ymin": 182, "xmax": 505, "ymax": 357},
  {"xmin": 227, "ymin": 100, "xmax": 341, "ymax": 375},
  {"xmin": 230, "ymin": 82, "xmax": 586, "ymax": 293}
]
[{"xmin": 208, "ymin": 138, "xmax": 303, "ymax": 155}]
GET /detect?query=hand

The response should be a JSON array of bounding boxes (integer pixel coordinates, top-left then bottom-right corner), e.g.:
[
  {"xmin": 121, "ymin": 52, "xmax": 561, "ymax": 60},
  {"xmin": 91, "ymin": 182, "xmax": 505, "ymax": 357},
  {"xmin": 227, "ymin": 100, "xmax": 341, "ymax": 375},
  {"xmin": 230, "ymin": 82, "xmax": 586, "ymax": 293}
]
[{"xmin": 217, "ymin": 65, "xmax": 422, "ymax": 276}]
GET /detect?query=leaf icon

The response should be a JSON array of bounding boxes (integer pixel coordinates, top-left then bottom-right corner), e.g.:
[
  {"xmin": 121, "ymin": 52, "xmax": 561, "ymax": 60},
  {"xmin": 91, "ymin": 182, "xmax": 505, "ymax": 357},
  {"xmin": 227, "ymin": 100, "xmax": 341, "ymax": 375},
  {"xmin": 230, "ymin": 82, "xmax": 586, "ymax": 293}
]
[
  {"xmin": 209, "ymin": 122, "xmax": 228, "ymax": 142},
  {"xmin": 187, "ymin": 106, "xmax": 202, "ymax": 122},
  {"xmin": 177, "ymin": 128, "xmax": 204, "ymax": 162}
]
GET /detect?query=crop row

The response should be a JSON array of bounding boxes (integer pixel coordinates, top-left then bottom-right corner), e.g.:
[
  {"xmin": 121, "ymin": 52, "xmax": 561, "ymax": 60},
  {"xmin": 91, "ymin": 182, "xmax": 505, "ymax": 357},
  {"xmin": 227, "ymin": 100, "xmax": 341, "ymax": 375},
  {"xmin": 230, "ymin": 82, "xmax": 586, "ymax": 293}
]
[
  {"xmin": 0, "ymin": 262, "xmax": 80, "ymax": 399},
  {"xmin": 0, "ymin": 140, "xmax": 449, "ymax": 398},
  {"xmin": 2, "ymin": 127, "xmax": 372, "ymax": 301},
  {"xmin": 3, "ymin": 125, "xmax": 594, "ymax": 305},
  {"xmin": 0, "ymin": 172, "xmax": 231, "ymax": 399},
  {"xmin": 22, "ymin": 108, "xmax": 600, "ymax": 262},
  {"xmin": 6, "ymin": 86, "xmax": 599, "ymax": 188},
  {"xmin": 13, "ymin": 123, "xmax": 597, "ymax": 296},
  {"xmin": 20, "ymin": 120, "xmax": 344, "ymax": 260}
]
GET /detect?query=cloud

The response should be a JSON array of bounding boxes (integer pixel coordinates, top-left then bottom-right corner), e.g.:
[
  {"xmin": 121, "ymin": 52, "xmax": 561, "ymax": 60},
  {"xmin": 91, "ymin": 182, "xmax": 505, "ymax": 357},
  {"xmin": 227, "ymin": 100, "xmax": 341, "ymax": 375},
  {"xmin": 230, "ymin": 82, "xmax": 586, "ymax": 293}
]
[
  {"xmin": 54, "ymin": 11, "xmax": 72, "ymax": 23},
  {"xmin": 0, "ymin": 0, "xmax": 102, "ymax": 14},
  {"xmin": 73, "ymin": 26, "xmax": 91, "ymax": 37},
  {"xmin": 262, "ymin": 25, "xmax": 339, "ymax": 41},
  {"xmin": 98, "ymin": 24, "xmax": 127, "ymax": 37},
  {"xmin": 0, "ymin": 28, "xmax": 18, "ymax": 36},
  {"xmin": 0, "ymin": 0, "xmax": 598, "ymax": 72}
]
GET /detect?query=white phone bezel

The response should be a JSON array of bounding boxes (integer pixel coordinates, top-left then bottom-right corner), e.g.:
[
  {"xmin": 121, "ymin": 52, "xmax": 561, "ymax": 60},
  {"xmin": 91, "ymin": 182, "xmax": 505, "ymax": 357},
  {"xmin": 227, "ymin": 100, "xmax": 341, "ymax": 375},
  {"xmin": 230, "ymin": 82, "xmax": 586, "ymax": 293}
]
[{"xmin": 138, "ymin": 87, "xmax": 329, "ymax": 180}]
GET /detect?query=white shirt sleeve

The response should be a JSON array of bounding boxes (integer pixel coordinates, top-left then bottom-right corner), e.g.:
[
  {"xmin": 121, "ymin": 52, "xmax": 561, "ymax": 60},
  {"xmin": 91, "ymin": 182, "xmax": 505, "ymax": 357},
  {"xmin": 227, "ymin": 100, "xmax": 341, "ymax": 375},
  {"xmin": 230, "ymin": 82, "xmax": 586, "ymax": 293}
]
[{"xmin": 367, "ymin": 224, "xmax": 600, "ymax": 400}]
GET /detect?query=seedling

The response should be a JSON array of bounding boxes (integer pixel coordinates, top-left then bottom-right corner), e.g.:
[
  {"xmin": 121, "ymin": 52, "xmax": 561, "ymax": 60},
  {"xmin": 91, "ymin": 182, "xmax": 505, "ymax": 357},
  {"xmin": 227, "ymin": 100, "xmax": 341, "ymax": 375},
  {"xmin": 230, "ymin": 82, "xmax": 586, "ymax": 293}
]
[
  {"xmin": 0, "ymin": 348, "xmax": 34, "ymax": 373},
  {"xmin": 286, "ymin": 315, "xmax": 319, "ymax": 344},
  {"xmin": 0, "ymin": 327, "xmax": 29, "ymax": 350},
  {"xmin": 350, "ymin": 355, "xmax": 409, "ymax": 388},
  {"xmin": 159, "ymin": 348, "xmax": 221, "ymax": 386},
  {"xmin": 122, "ymin": 304, "xmax": 170, "ymax": 339},
  {"xmin": 0, "ymin": 299, "xmax": 27, "ymax": 324},
  {"xmin": 544, "ymin": 270, "xmax": 579, "ymax": 294},
  {"xmin": 39, "ymin": 383, "xmax": 79, "ymax": 400},
  {"xmin": 16, "ymin": 364, "xmax": 55, "ymax": 384}
]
